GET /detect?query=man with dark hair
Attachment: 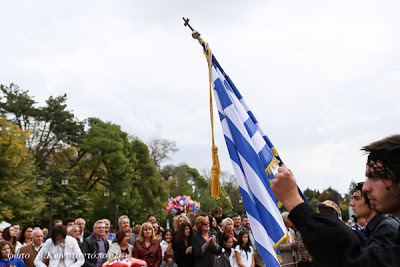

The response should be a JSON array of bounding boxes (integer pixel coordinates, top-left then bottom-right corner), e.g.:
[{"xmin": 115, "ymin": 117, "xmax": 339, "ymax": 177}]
[
  {"xmin": 272, "ymin": 134, "xmax": 400, "ymax": 266},
  {"xmin": 63, "ymin": 217, "xmax": 75, "ymax": 228},
  {"xmin": 212, "ymin": 206, "xmax": 224, "ymax": 220},
  {"xmin": 147, "ymin": 213, "xmax": 156, "ymax": 223},
  {"xmin": 232, "ymin": 214, "xmax": 242, "ymax": 236},
  {"xmin": 350, "ymin": 182, "xmax": 399, "ymax": 249}
]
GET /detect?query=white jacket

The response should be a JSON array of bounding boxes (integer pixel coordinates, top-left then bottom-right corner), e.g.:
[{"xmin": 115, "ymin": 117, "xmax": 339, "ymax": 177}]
[
  {"xmin": 107, "ymin": 242, "xmax": 134, "ymax": 260},
  {"xmin": 34, "ymin": 235, "xmax": 84, "ymax": 267}
]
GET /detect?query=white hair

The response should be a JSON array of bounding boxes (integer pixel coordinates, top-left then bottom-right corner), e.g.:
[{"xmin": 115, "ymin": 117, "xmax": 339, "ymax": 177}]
[
  {"xmin": 221, "ymin": 218, "xmax": 233, "ymax": 231},
  {"xmin": 118, "ymin": 215, "xmax": 130, "ymax": 226},
  {"xmin": 93, "ymin": 220, "xmax": 105, "ymax": 230},
  {"xmin": 103, "ymin": 219, "xmax": 110, "ymax": 224},
  {"xmin": 75, "ymin": 218, "xmax": 86, "ymax": 224},
  {"xmin": 32, "ymin": 228, "xmax": 43, "ymax": 237},
  {"xmin": 67, "ymin": 224, "xmax": 79, "ymax": 233}
]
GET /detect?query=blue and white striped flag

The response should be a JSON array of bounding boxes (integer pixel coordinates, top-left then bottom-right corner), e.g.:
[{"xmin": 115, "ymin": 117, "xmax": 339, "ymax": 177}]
[{"xmin": 208, "ymin": 54, "xmax": 289, "ymax": 266}]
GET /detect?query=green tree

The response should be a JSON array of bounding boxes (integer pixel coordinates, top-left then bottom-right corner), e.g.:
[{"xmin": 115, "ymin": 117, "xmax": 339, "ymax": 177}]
[
  {"xmin": 122, "ymin": 137, "xmax": 168, "ymax": 225},
  {"xmin": 0, "ymin": 83, "xmax": 85, "ymax": 170},
  {"xmin": 0, "ymin": 117, "xmax": 45, "ymax": 223}
]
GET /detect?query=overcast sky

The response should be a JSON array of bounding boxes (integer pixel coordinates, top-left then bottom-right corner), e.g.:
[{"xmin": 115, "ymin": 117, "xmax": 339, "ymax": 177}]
[{"xmin": 1, "ymin": 1, "xmax": 399, "ymax": 195}]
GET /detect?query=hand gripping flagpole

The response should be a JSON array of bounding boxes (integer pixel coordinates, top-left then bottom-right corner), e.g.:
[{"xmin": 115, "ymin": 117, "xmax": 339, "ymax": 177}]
[{"xmin": 183, "ymin": 17, "xmax": 221, "ymax": 199}]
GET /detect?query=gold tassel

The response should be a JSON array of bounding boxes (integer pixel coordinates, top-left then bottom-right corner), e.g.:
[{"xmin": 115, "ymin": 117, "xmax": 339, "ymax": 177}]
[
  {"xmin": 211, "ymin": 145, "xmax": 221, "ymax": 199},
  {"xmin": 277, "ymin": 254, "xmax": 283, "ymax": 264},
  {"xmin": 273, "ymin": 231, "xmax": 290, "ymax": 263}
]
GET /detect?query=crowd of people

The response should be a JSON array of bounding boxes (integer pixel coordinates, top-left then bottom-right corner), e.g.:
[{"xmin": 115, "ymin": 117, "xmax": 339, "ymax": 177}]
[
  {"xmin": 1, "ymin": 134, "xmax": 400, "ymax": 267},
  {"xmin": 0, "ymin": 207, "xmax": 266, "ymax": 267}
]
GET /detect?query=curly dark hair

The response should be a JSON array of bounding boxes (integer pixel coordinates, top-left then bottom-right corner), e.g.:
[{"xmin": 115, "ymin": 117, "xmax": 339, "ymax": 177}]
[
  {"xmin": 51, "ymin": 225, "xmax": 67, "ymax": 244},
  {"xmin": 175, "ymin": 222, "xmax": 193, "ymax": 245}
]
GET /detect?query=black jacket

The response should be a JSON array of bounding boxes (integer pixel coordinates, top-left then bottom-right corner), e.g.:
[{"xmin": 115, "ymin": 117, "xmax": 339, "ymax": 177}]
[
  {"xmin": 192, "ymin": 231, "xmax": 222, "ymax": 267},
  {"xmin": 173, "ymin": 239, "xmax": 195, "ymax": 267},
  {"xmin": 81, "ymin": 234, "xmax": 110, "ymax": 267},
  {"xmin": 365, "ymin": 213, "xmax": 399, "ymax": 248},
  {"xmin": 289, "ymin": 202, "xmax": 400, "ymax": 267}
]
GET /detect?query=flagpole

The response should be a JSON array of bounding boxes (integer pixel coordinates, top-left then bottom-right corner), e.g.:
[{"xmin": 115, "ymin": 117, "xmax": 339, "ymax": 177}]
[
  {"xmin": 182, "ymin": 17, "xmax": 202, "ymax": 41},
  {"xmin": 183, "ymin": 17, "xmax": 221, "ymax": 199}
]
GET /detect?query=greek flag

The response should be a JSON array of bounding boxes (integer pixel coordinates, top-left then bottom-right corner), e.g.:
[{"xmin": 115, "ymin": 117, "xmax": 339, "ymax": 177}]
[{"xmin": 209, "ymin": 55, "xmax": 289, "ymax": 266}]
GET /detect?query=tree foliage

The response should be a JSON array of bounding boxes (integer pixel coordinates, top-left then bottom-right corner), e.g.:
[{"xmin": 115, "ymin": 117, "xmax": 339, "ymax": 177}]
[
  {"xmin": 0, "ymin": 117, "xmax": 45, "ymax": 223},
  {"xmin": 0, "ymin": 83, "xmax": 85, "ymax": 170},
  {"xmin": 0, "ymin": 83, "xmax": 251, "ymax": 229}
]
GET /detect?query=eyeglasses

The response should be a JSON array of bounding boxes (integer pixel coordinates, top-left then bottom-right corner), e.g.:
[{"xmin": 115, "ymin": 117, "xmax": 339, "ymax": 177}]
[
  {"xmin": 203, "ymin": 222, "xmax": 210, "ymax": 226},
  {"xmin": 96, "ymin": 227, "xmax": 106, "ymax": 229}
]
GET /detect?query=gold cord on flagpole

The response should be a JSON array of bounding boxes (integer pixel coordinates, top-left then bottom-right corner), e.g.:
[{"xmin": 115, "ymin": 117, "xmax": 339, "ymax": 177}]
[
  {"xmin": 199, "ymin": 39, "xmax": 221, "ymax": 199},
  {"xmin": 182, "ymin": 17, "xmax": 221, "ymax": 199}
]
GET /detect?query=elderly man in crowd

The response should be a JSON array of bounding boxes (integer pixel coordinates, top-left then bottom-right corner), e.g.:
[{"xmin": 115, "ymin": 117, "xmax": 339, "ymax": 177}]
[
  {"xmin": 82, "ymin": 220, "xmax": 109, "ymax": 267},
  {"xmin": 116, "ymin": 215, "xmax": 137, "ymax": 246},
  {"xmin": 19, "ymin": 228, "xmax": 48, "ymax": 267},
  {"xmin": 68, "ymin": 224, "xmax": 82, "ymax": 247},
  {"xmin": 76, "ymin": 218, "xmax": 91, "ymax": 243}
]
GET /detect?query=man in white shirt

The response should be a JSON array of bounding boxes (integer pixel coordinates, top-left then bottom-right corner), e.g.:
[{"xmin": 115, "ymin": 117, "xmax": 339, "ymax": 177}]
[{"xmin": 75, "ymin": 218, "xmax": 90, "ymax": 243}]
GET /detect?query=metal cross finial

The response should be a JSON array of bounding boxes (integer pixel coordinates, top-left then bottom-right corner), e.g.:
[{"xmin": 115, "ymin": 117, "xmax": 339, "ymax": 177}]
[{"xmin": 183, "ymin": 17, "xmax": 202, "ymax": 41}]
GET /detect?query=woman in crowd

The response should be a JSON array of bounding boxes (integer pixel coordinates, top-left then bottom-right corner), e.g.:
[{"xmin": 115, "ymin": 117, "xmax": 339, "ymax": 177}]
[
  {"xmin": 0, "ymin": 241, "xmax": 26, "ymax": 267},
  {"xmin": 234, "ymin": 231, "xmax": 254, "ymax": 267},
  {"xmin": 34, "ymin": 225, "xmax": 84, "ymax": 267},
  {"xmin": 132, "ymin": 222, "xmax": 162, "ymax": 267},
  {"xmin": 209, "ymin": 216, "xmax": 220, "ymax": 236},
  {"xmin": 173, "ymin": 222, "xmax": 195, "ymax": 267},
  {"xmin": 192, "ymin": 216, "xmax": 221, "ymax": 267},
  {"xmin": 2, "ymin": 226, "xmax": 21, "ymax": 253},
  {"xmin": 217, "ymin": 234, "xmax": 236, "ymax": 267},
  {"xmin": 152, "ymin": 221, "xmax": 163, "ymax": 241},
  {"xmin": 19, "ymin": 226, "xmax": 34, "ymax": 247},
  {"xmin": 220, "ymin": 218, "xmax": 237, "ymax": 247},
  {"xmin": 107, "ymin": 229, "xmax": 134, "ymax": 260},
  {"xmin": 160, "ymin": 229, "xmax": 173, "ymax": 259},
  {"xmin": 173, "ymin": 214, "xmax": 191, "ymax": 234}
]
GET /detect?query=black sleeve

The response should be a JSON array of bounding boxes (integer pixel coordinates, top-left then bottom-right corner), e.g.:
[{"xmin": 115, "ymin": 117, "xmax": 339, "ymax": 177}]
[
  {"xmin": 289, "ymin": 202, "xmax": 400, "ymax": 267},
  {"xmin": 368, "ymin": 218, "xmax": 399, "ymax": 249},
  {"xmin": 81, "ymin": 240, "xmax": 97, "ymax": 267},
  {"xmin": 192, "ymin": 233, "xmax": 205, "ymax": 257}
]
